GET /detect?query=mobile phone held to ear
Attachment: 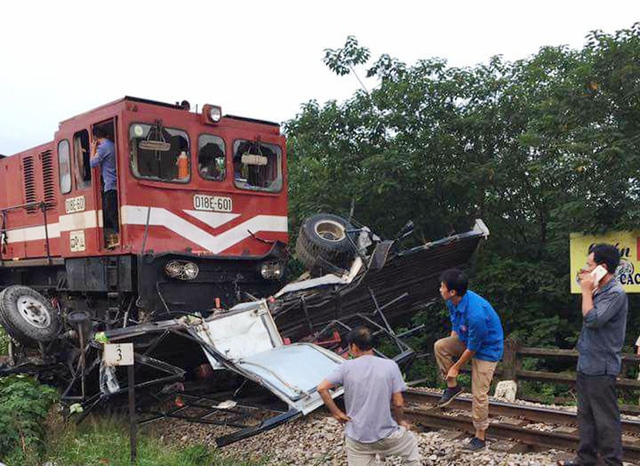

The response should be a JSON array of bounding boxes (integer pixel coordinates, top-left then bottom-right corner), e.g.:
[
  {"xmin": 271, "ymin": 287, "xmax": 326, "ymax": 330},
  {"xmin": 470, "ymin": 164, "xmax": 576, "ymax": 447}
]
[{"xmin": 590, "ymin": 265, "xmax": 607, "ymax": 288}]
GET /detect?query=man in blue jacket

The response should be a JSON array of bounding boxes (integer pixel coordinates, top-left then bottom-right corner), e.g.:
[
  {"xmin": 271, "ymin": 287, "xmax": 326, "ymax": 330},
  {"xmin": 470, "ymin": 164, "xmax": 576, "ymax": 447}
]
[
  {"xmin": 90, "ymin": 126, "xmax": 118, "ymax": 246},
  {"xmin": 434, "ymin": 268, "xmax": 504, "ymax": 451}
]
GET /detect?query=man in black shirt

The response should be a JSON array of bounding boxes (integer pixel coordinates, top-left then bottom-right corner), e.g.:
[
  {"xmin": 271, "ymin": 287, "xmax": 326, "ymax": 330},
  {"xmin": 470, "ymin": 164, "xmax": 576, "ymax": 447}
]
[{"xmin": 559, "ymin": 243, "xmax": 628, "ymax": 466}]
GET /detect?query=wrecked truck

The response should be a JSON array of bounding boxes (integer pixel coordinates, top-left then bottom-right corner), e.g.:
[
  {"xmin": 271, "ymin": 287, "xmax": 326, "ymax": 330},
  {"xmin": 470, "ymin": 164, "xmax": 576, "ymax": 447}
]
[
  {"xmin": 91, "ymin": 299, "xmax": 346, "ymax": 446},
  {"xmin": 273, "ymin": 215, "xmax": 490, "ymax": 343}
]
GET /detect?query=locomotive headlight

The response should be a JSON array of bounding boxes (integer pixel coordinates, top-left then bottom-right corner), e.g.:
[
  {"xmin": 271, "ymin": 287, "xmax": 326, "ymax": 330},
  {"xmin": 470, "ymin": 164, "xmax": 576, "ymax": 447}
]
[
  {"xmin": 260, "ymin": 261, "xmax": 283, "ymax": 280},
  {"xmin": 165, "ymin": 261, "xmax": 183, "ymax": 278},
  {"xmin": 202, "ymin": 104, "xmax": 223, "ymax": 125},
  {"xmin": 182, "ymin": 262, "xmax": 200, "ymax": 280},
  {"xmin": 209, "ymin": 106, "xmax": 222, "ymax": 122},
  {"xmin": 165, "ymin": 260, "xmax": 199, "ymax": 281}
]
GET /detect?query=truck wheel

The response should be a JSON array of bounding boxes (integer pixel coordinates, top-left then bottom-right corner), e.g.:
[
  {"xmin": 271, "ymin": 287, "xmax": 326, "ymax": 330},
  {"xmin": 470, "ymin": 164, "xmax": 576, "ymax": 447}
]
[
  {"xmin": 295, "ymin": 213, "xmax": 355, "ymax": 275},
  {"xmin": 0, "ymin": 286, "xmax": 60, "ymax": 347}
]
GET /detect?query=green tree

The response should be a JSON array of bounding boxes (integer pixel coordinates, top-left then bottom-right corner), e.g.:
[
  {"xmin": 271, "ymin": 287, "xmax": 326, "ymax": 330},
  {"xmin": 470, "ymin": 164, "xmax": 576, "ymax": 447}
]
[{"xmin": 285, "ymin": 24, "xmax": 640, "ymax": 348}]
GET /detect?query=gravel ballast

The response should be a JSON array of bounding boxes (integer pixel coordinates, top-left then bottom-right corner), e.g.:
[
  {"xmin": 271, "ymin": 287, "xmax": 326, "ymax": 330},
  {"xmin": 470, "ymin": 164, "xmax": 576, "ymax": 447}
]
[{"xmin": 152, "ymin": 412, "xmax": 599, "ymax": 465}]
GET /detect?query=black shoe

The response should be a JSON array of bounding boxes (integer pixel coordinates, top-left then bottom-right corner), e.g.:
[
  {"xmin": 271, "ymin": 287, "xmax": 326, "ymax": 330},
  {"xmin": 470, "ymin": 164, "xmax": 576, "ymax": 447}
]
[
  {"xmin": 463, "ymin": 437, "xmax": 486, "ymax": 451},
  {"xmin": 436, "ymin": 385, "xmax": 464, "ymax": 407},
  {"xmin": 556, "ymin": 460, "xmax": 581, "ymax": 466}
]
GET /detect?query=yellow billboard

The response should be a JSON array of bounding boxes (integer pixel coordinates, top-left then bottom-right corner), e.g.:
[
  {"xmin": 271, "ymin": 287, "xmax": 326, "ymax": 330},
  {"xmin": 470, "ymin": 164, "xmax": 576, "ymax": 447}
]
[{"xmin": 570, "ymin": 231, "xmax": 639, "ymax": 293}]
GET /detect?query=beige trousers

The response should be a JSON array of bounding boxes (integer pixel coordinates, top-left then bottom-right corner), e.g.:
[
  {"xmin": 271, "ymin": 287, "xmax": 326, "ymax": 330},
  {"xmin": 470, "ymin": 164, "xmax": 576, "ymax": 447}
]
[
  {"xmin": 434, "ymin": 335, "xmax": 497, "ymax": 431},
  {"xmin": 345, "ymin": 427, "xmax": 421, "ymax": 466}
]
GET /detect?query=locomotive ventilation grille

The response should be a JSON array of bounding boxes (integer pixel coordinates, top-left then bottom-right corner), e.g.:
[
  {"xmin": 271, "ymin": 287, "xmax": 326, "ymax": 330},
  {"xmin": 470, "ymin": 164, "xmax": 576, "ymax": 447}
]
[
  {"xmin": 41, "ymin": 150, "xmax": 55, "ymax": 211},
  {"xmin": 22, "ymin": 156, "xmax": 37, "ymax": 214}
]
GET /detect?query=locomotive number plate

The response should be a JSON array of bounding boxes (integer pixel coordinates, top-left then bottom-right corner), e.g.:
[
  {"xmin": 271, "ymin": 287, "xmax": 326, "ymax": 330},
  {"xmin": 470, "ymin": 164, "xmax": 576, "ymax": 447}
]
[
  {"xmin": 193, "ymin": 194, "xmax": 233, "ymax": 213},
  {"xmin": 70, "ymin": 230, "xmax": 86, "ymax": 252},
  {"xmin": 65, "ymin": 196, "xmax": 86, "ymax": 214}
]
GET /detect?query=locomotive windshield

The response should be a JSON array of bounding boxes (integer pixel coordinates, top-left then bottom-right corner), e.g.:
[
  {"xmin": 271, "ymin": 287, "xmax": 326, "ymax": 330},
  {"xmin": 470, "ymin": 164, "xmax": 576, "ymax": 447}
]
[
  {"xmin": 198, "ymin": 134, "xmax": 226, "ymax": 181},
  {"xmin": 129, "ymin": 122, "xmax": 190, "ymax": 182},
  {"xmin": 233, "ymin": 140, "xmax": 282, "ymax": 192}
]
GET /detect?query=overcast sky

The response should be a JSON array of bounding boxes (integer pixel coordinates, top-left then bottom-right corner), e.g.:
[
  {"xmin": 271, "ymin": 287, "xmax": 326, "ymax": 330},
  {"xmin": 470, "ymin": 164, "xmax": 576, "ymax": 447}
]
[{"xmin": 0, "ymin": 0, "xmax": 637, "ymax": 155}]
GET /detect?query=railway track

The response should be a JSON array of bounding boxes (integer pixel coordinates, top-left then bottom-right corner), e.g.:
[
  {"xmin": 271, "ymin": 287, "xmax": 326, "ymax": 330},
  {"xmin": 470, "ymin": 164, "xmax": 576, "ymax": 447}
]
[{"xmin": 405, "ymin": 389, "xmax": 640, "ymax": 463}]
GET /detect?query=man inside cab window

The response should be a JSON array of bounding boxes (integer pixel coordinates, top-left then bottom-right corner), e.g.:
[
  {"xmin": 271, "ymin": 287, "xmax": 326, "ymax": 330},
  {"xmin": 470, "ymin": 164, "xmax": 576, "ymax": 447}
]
[{"xmin": 90, "ymin": 127, "xmax": 119, "ymax": 245}]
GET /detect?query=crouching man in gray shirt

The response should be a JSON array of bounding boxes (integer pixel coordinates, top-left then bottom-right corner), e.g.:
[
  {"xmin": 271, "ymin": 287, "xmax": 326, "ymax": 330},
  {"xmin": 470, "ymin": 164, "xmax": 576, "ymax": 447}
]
[{"xmin": 317, "ymin": 326, "xmax": 421, "ymax": 465}]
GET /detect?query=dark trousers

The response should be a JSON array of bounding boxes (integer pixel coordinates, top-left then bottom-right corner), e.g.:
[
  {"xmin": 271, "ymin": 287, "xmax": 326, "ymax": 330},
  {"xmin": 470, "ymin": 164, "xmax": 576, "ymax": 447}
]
[
  {"xmin": 577, "ymin": 372, "xmax": 623, "ymax": 466},
  {"xmin": 103, "ymin": 190, "xmax": 119, "ymax": 233}
]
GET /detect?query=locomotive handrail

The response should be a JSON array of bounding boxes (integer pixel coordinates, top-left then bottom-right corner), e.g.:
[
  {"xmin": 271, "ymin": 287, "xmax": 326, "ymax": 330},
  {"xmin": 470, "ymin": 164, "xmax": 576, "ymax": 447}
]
[
  {"xmin": 0, "ymin": 211, "xmax": 6, "ymax": 265},
  {"xmin": 0, "ymin": 201, "xmax": 47, "ymax": 213},
  {"xmin": 0, "ymin": 224, "xmax": 45, "ymax": 233},
  {"xmin": 0, "ymin": 201, "xmax": 54, "ymax": 265},
  {"xmin": 42, "ymin": 202, "xmax": 51, "ymax": 263},
  {"xmin": 0, "ymin": 202, "xmax": 55, "ymax": 229}
]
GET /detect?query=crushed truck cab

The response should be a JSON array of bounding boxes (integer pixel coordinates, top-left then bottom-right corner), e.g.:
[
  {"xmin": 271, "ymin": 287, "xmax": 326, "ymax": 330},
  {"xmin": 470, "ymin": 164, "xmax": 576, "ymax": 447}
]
[{"xmin": 99, "ymin": 299, "xmax": 344, "ymax": 446}]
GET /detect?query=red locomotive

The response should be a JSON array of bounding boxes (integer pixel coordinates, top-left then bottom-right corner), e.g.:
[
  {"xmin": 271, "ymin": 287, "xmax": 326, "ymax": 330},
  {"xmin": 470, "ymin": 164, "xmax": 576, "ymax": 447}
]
[{"xmin": 0, "ymin": 96, "xmax": 288, "ymax": 347}]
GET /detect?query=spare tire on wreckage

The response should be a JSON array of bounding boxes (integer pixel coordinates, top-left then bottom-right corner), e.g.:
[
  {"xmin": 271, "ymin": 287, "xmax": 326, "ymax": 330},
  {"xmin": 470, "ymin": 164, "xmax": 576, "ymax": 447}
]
[
  {"xmin": 0, "ymin": 286, "xmax": 61, "ymax": 347},
  {"xmin": 294, "ymin": 213, "xmax": 355, "ymax": 276}
]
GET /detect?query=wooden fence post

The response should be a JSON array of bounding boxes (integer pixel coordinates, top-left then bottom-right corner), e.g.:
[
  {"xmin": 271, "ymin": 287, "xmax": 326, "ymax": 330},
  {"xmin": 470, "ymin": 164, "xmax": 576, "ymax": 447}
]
[{"xmin": 502, "ymin": 336, "xmax": 521, "ymax": 381}]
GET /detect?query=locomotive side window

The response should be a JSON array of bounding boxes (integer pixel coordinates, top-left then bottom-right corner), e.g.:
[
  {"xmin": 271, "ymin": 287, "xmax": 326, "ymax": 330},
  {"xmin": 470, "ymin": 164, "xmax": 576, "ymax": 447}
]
[
  {"xmin": 58, "ymin": 140, "xmax": 72, "ymax": 194},
  {"xmin": 129, "ymin": 123, "xmax": 190, "ymax": 182},
  {"xmin": 73, "ymin": 130, "xmax": 91, "ymax": 189},
  {"xmin": 198, "ymin": 134, "xmax": 226, "ymax": 181},
  {"xmin": 233, "ymin": 140, "xmax": 282, "ymax": 192}
]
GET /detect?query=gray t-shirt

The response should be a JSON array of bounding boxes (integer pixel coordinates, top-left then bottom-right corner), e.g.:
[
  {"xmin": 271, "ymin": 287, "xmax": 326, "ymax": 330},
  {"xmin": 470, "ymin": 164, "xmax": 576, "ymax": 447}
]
[{"xmin": 326, "ymin": 355, "xmax": 407, "ymax": 443}]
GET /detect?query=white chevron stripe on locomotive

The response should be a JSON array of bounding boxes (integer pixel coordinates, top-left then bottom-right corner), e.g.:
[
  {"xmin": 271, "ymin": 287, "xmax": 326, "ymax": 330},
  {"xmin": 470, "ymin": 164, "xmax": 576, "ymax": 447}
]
[
  {"xmin": 120, "ymin": 206, "xmax": 287, "ymax": 254},
  {"xmin": 182, "ymin": 210, "xmax": 240, "ymax": 228}
]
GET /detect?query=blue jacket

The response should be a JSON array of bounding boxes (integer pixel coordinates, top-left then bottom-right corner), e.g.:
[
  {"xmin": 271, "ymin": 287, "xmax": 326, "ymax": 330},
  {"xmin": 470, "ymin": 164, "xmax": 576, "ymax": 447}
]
[
  {"xmin": 447, "ymin": 290, "xmax": 504, "ymax": 362},
  {"xmin": 90, "ymin": 139, "xmax": 117, "ymax": 192}
]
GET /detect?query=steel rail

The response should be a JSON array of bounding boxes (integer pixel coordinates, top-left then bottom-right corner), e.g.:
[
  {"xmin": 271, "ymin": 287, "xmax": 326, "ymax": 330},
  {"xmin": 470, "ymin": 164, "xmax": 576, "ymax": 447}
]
[
  {"xmin": 404, "ymin": 389, "xmax": 640, "ymax": 435},
  {"xmin": 405, "ymin": 407, "xmax": 640, "ymax": 463}
]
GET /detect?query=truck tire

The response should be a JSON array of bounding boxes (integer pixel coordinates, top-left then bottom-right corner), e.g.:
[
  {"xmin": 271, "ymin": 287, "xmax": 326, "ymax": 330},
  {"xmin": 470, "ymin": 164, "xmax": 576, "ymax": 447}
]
[
  {"xmin": 295, "ymin": 213, "xmax": 355, "ymax": 275},
  {"xmin": 0, "ymin": 286, "xmax": 60, "ymax": 347}
]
